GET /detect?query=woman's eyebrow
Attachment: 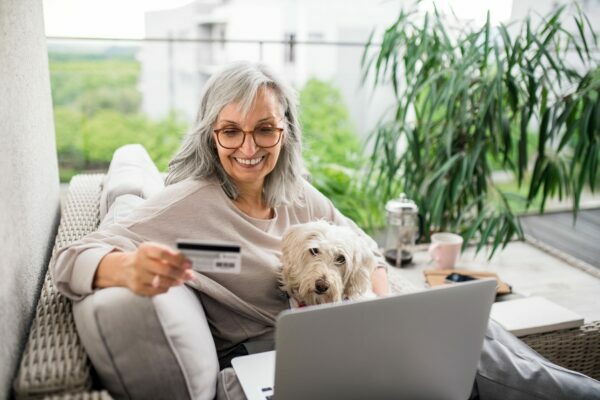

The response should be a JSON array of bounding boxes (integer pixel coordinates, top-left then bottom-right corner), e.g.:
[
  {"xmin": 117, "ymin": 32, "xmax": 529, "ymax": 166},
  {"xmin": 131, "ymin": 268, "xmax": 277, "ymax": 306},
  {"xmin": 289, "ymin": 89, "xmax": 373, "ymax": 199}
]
[
  {"xmin": 220, "ymin": 119, "xmax": 240, "ymax": 125},
  {"xmin": 219, "ymin": 117, "xmax": 276, "ymax": 125},
  {"xmin": 256, "ymin": 117, "xmax": 275, "ymax": 123}
]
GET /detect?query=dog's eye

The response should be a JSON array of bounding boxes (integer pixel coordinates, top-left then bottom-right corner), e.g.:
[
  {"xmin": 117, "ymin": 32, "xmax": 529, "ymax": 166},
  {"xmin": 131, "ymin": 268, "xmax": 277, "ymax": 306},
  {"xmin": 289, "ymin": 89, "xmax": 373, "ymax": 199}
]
[
  {"xmin": 334, "ymin": 255, "xmax": 346, "ymax": 265},
  {"xmin": 309, "ymin": 248, "xmax": 319, "ymax": 256}
]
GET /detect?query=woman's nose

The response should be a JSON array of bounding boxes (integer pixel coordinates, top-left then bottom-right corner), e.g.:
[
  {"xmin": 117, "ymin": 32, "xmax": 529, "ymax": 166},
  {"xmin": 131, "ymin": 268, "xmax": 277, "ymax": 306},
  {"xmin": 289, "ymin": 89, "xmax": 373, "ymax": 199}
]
[{"xmin": 239, "ymin": 133, "xmax": 258, "ymax": 155}]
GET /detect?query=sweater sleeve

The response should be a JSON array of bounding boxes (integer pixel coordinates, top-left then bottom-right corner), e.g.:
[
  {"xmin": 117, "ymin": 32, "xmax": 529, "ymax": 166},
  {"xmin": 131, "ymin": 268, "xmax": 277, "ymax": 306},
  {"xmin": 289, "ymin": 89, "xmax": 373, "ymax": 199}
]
[
  {"xmin": 301, "ymin": 181, "xmax": 388, "ymax": 270},
  {"xmin": 50, "ymin": 179, "xmax": 203, "ymax": 301},
  {"xmin": 50, "ymin": 223, "xmax": 146, "ymax": 301}
]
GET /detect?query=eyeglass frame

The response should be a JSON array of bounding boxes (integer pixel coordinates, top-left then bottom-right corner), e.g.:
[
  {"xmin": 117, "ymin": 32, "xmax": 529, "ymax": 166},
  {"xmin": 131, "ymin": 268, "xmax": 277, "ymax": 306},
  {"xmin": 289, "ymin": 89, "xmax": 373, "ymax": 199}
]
[{"xmin": 213, "ymin": 124, "xmax": 285, "ymax": 150}]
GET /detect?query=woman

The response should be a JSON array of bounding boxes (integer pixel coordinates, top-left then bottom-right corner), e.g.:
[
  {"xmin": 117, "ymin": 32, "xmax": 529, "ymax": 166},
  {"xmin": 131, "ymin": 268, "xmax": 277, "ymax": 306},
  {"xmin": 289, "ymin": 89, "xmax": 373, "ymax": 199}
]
[
  {"xmin": 52, "ymin": 62, "xmax": 599, "ymax": 400},
  {"xmin": 51, "ymin": 61, "xmax": 389, "ymax": 399}
]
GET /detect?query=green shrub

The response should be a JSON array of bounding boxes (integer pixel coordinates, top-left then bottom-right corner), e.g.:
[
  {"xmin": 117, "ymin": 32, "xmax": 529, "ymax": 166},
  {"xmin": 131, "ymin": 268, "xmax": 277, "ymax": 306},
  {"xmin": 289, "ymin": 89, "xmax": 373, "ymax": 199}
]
[{"xmin": 299, "ymin": 78, "xmax": 385, "ymax": 233}]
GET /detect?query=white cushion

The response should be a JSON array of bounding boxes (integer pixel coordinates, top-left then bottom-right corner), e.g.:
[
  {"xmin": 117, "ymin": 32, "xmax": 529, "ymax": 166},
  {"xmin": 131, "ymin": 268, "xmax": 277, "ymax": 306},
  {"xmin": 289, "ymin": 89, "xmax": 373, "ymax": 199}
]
[
  {"xmin": 99, "ymin": 144, "xmax": 164, "ymax": 220},
  {"xmin": 98, "ymin": 194, "xmax": 145, "ymax": 230}
]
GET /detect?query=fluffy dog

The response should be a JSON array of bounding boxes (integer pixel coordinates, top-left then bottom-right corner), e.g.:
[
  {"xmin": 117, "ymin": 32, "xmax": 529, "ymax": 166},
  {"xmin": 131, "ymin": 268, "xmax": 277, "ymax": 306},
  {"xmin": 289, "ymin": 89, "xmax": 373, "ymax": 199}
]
[{"xmin": 280, "ymin": 220, "xmax": 379, "ymax": 307}]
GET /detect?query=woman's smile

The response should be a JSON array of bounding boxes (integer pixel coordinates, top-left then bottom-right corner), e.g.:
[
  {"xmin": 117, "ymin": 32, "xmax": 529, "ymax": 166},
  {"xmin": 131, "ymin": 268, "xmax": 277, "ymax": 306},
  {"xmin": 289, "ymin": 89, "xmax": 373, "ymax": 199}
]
[{"xmin": 232, "ymin": 155, "xmax": 266, "ymax": 167}]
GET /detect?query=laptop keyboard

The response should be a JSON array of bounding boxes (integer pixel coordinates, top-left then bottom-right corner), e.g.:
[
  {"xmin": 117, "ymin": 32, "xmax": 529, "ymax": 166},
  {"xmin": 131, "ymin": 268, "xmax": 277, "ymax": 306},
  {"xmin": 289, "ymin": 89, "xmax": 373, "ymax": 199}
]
[{"xmin": 262, "ymin": 386, "xmax": 274, "ymax": 399}]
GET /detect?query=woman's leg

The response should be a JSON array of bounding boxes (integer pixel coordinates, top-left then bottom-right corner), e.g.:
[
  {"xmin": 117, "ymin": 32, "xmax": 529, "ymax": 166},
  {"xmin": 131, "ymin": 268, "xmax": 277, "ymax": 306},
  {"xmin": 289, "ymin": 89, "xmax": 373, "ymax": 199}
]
[
  {"xmin": 73, "ymin": 285, "xmax": 219, "ymax": 400},
  {"xmin": 472, "ymin": 320, "xmax": 600, "ymax": 400}
]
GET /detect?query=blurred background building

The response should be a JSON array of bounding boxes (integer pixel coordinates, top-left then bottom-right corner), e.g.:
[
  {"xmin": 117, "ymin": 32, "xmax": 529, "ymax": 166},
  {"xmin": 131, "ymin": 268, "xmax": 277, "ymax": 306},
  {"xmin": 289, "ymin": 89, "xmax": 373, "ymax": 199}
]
[{"xmin": 138, "ymin": 0, "xmax": 403, "ymax": 136}]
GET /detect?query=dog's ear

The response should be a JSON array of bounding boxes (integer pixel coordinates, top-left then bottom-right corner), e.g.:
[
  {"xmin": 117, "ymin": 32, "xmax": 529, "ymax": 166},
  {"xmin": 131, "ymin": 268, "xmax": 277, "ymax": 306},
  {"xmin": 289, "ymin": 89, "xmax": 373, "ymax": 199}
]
[
  {"xmin": 282, "ymin": 221, "xmax": 330, "ymax": 256},
  {"xmin": 281, "ymin": 224, "xmax": 309, "ymax": 257},
  {"xmin": 344, "ymin": 238, "xmax": 379, "ymax": 299}
]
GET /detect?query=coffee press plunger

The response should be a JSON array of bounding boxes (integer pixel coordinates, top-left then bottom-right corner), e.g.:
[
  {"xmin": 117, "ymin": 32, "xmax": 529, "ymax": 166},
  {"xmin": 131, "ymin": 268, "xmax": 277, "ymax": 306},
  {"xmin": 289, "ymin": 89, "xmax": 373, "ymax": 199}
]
[{"xmin": 384, "ymin": 193, "xmax": 420, "ymax": 267}]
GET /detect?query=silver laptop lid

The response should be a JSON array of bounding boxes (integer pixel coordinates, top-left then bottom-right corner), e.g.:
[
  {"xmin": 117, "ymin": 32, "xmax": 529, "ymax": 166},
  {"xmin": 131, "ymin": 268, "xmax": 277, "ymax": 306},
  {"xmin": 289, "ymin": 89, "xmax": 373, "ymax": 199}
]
[{"xmin": 274, "ymin": 279, "xmax": 496, "ymax": 400}]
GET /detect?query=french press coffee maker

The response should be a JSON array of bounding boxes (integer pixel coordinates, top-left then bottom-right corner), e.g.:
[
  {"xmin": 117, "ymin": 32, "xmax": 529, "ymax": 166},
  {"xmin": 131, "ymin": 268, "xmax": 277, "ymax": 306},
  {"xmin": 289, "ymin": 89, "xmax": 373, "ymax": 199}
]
[{"xmin": 384, "ymin": 193, "xmax": 421, "ymax": 267}]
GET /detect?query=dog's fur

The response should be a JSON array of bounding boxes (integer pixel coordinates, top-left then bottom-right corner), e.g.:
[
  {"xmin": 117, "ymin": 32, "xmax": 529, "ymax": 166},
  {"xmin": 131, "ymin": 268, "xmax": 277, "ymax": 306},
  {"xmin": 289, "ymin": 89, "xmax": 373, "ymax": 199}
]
[{"xmin": 280, "ymin": 220, "xmax": 378, "ymax": 307}]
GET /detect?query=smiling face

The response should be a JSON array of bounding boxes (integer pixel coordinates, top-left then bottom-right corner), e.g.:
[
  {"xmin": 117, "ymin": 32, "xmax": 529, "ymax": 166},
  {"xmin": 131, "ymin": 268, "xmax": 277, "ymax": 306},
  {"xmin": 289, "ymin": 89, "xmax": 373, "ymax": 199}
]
[{"xmin": 213, "ymin": 87, "xmax": 285, "ymax": 189}]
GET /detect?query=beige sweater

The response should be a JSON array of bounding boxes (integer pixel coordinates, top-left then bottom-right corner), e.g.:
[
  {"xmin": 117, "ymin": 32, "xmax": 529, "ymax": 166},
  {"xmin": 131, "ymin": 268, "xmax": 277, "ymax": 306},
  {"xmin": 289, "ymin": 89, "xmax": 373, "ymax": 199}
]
[{"xmin": 51, "ymin": 177, "xmax": 386, "ymax": 355}]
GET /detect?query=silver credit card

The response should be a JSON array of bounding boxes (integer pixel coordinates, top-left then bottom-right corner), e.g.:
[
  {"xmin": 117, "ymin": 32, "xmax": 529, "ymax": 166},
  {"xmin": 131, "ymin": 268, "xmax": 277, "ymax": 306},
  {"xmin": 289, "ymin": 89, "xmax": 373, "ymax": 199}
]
[{"xmin": 177, "ymin": 239, "xmax": 241, "ymax": 274}]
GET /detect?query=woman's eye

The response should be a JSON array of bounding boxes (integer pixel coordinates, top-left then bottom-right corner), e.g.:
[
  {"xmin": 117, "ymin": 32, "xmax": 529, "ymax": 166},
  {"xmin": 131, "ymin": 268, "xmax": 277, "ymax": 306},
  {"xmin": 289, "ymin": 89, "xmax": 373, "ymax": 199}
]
[
  {"xmin": 256, "ymin": 126, "xmax": 276, "ymax": 135},
  {"xmin": 223, "ymin": 129, "xmax": 241, "ymax": 136},
  {"xmin": 335, "ymin": 255, "xmax": 346, "ymax": 265},
  {"xmin": 309, "ymin": 248, "xmax": 319, "ymax": 256}
]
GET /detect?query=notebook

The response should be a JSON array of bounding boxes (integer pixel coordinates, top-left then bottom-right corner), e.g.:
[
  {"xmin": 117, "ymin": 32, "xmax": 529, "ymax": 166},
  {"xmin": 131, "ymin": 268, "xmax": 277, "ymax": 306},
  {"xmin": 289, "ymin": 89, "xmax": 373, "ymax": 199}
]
[{"xmin": 490, "ymin": 296, "xmax": 584, "ymax": 336}]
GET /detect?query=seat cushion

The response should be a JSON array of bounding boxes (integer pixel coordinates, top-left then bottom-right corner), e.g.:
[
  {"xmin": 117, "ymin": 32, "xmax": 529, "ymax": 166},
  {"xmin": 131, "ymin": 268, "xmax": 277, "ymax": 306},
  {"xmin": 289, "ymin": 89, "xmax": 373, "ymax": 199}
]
[{"xmin": 73, "ymin": 286, "xmax": 219, "ymax": 400}]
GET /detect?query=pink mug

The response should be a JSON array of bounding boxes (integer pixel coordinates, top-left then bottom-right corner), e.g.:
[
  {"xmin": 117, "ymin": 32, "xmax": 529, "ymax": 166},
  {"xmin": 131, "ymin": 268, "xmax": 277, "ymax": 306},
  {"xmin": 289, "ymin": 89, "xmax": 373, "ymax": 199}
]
[{"xmin": 428, "ymin": 233, "xmax": 463, "ymax": 269}]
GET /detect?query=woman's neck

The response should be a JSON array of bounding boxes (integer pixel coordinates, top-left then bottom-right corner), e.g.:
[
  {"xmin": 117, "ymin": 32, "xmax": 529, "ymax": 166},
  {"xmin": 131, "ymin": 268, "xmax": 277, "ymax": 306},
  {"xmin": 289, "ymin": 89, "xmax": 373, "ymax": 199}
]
[{"xmin": 234, "ymin": 183, "xmax": 273, "ymax": 219}]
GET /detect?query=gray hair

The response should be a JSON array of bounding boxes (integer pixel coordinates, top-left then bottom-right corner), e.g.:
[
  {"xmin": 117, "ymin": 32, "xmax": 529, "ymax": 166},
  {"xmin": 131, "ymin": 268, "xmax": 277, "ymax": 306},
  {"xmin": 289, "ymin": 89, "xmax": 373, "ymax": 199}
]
[{"xmin": 165, "ymin": 61, "xmax": 305, "ymax": 207}]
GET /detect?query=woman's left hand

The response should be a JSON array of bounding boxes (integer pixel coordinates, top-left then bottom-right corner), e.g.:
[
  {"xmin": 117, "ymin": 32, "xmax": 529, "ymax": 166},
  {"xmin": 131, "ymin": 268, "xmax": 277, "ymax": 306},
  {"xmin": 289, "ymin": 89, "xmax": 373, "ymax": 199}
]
[{"xmin": 371, "ymin": 268, "xmax": 390, "ymax": 297}]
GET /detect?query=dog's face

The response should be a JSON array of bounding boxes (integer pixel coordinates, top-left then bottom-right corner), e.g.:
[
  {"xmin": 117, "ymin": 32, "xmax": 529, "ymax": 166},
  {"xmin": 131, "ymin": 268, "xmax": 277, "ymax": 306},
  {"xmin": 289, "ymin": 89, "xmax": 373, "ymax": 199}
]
[{"xmin": 280, "ymin": 221, "xmax": 378, "ymax": 306}]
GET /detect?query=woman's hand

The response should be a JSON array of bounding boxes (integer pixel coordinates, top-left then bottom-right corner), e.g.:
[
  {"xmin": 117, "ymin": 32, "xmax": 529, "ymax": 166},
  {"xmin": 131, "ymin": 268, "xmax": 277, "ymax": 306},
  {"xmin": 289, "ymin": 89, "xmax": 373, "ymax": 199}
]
[
  {"xmin": 371, "ymin": 267, "xmax": 390, "ymax": 297},
  {"xmin": 94, "ymin": 242, "xmax": 194, "ymax": 296}
]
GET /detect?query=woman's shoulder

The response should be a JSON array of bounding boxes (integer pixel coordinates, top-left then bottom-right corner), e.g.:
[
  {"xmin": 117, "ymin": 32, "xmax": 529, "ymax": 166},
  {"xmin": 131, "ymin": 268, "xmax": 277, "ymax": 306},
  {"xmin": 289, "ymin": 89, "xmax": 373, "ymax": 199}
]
[
  {"xmin": 299, "ymin": 178, "xmax": 330, "ymax": 204},
  {"xmin": 125, "ymin": 177, "xmax": 221, "ymax": 224},
  {"xmin": 146, "ymin": 177, "xmax": 216, "ymax": 202},
  {"xmin": 160, "ymin": 176, "xmax": 218, "ymax": 197},
  {"xmin": 288, "ymin": 178, "xmax": 335, "ymax": 220}
]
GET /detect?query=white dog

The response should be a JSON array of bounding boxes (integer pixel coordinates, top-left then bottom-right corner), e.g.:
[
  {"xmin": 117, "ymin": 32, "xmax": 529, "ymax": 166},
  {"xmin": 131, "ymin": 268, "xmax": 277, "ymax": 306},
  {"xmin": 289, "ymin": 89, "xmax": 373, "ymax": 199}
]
[{"xmin": 280, "ymin": 220, "xmax": 379, "ymax": 307}]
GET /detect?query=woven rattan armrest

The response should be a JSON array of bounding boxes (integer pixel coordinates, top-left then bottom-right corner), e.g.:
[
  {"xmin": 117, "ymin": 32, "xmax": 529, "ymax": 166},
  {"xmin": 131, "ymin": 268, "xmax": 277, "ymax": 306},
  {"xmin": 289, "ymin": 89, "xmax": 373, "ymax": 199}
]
[
  {"xmin": 13, "ymin": 174, "xmax": 110, "ymax": 399},
  {"xmin": 520, "ymin": 320, "xmax": 600, "ymax": 380}
]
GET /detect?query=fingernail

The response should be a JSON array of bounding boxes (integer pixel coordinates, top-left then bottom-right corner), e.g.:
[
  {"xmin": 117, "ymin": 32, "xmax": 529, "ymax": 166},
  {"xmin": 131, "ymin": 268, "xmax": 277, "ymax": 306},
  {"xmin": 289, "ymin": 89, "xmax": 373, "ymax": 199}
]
[
  {"xmin": 184, "ymin": 261, "xmax": 192, "ymax": 269},
  {"xmin": 152, "ymin": 275, "xmax": 160, "ymax": 288}
]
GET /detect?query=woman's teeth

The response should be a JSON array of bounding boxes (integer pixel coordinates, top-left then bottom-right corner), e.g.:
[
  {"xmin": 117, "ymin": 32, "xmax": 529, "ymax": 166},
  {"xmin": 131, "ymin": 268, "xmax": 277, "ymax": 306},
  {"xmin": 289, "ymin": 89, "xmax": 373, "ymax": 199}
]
[{"xmin": 234, "ymin": 156, "xmax": 265, "ymax": 165}]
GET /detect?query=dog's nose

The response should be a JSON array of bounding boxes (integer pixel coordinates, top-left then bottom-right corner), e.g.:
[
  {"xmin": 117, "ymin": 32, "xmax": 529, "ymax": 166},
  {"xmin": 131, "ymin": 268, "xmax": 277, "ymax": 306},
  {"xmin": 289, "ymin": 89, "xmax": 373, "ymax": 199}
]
[{"xmin": 315, "ymin": 279, "xmax": 329, "ymax": 294}]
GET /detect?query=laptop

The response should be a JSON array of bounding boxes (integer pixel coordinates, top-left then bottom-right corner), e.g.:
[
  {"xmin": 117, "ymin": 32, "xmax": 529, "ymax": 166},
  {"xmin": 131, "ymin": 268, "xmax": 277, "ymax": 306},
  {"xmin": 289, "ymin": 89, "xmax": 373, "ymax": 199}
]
[{"xmin": 232, "ymin": 279, "xmax": 496, "ymax": 400}]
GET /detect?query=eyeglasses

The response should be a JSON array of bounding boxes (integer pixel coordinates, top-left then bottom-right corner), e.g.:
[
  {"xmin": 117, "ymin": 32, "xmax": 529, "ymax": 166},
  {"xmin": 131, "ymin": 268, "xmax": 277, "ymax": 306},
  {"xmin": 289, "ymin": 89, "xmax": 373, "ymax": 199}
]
[{"xmin": 214, "ymin": 124, "xmax": 284, "ymax": 149}]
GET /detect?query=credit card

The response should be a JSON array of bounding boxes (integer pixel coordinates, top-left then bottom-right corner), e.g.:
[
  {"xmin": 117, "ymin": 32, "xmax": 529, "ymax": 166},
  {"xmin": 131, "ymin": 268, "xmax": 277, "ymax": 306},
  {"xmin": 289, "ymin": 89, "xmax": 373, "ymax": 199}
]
[{"xmin": 176, "ymin": 240, "xmax": 242, "ymax": 274}]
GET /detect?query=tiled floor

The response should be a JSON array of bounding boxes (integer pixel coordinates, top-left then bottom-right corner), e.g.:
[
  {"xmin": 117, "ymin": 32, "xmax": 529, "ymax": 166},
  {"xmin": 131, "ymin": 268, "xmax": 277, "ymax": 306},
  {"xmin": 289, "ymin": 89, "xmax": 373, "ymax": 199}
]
[{"xmin": 388, "ymin": 241, "xmax": 600, "ymax": 323}]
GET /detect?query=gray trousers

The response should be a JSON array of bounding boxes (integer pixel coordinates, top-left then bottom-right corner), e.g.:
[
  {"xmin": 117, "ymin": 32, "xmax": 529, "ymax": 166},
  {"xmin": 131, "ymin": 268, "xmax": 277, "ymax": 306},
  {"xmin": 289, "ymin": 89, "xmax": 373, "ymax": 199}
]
[{"xmin": 73, "ymin": 286, "xmax": 600, "ymax": 400}]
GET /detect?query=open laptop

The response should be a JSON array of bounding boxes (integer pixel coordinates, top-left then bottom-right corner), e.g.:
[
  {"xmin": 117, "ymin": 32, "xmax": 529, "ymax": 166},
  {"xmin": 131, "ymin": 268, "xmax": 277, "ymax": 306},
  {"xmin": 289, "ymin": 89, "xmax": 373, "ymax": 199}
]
[{"xmin": 232, "ymin": 279, "xmax": 496, "ymax": 400}]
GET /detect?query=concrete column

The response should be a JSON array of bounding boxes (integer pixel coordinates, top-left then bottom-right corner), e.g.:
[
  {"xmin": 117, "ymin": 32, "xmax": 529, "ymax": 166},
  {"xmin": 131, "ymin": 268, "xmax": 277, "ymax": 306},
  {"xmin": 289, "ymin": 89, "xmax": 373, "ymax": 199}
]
[{"xmin": 0, "ymin": 0, "xmax": 60, "ymax": 397}]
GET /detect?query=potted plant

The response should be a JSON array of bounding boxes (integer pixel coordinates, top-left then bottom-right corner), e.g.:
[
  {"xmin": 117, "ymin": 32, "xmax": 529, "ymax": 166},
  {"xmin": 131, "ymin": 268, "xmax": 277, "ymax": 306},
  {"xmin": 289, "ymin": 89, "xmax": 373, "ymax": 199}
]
[{"xmin": 362, "ymin": 4, "xmax": 599, "ymax": 256}]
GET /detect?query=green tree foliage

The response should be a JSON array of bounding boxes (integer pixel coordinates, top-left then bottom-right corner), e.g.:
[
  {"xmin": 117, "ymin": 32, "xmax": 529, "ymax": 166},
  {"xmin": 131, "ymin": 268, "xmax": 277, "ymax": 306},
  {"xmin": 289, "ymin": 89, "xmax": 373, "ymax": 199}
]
[
  {"xmin": 80, "ymin": 110, "xmax": 184, "ymax": 170},
  {"xmin": 299, "ymin": 79, "xmax": 385, "ymax": 233},
  {"xmin": 300, "ymin": 79, "xmax": 361, "ymax": 165},
  {"xmin": 50, "ymin": 53, "xmax": 186, "ymax": 181},
  {"xmin": 49, "ymin": 58, "xmax": 140, "ymax": 108},
  {"xmin": 54, "ymin": 107, "xmax": 85, "ymax": 159}
]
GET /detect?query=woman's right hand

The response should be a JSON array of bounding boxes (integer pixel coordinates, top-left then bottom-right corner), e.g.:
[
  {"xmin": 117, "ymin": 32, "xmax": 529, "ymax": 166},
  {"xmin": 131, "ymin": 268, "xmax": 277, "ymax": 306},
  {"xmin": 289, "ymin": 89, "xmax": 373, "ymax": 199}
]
[{"xmin": 95, "ymin": 242, "xmax": 194, "ymax": 296}]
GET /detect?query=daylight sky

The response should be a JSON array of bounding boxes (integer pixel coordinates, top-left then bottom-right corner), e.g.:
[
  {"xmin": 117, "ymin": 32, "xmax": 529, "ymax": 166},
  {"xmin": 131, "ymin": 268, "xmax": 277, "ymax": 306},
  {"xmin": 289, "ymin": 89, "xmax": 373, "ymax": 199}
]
[{"xmin": 43, "ymin": 0, "xmax": 512, "ymax": 39}]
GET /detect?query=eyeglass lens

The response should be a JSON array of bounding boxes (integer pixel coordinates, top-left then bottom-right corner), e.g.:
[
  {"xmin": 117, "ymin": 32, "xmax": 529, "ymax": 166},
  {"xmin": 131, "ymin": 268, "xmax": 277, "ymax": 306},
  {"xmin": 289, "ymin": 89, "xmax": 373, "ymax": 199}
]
[{"xmin": 218, "ymin": 125, "xmax": 281, "ymax": 148}]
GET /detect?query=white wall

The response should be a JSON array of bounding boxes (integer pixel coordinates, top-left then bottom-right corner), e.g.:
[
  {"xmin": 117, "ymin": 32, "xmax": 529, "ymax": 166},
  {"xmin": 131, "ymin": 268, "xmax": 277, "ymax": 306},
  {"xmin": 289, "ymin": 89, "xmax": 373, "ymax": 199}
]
[{"xmin": 0, "ymin": 0, "xmax": 60, "ymax": 397}]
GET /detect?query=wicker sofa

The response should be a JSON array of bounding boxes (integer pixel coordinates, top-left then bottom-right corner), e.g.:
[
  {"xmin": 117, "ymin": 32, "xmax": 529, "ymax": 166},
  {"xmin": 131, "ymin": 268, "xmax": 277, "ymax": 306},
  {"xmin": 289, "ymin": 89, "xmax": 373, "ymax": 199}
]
[{"xmin": 12, "ymin": 174, "xmax": 600, "ymax": 399}]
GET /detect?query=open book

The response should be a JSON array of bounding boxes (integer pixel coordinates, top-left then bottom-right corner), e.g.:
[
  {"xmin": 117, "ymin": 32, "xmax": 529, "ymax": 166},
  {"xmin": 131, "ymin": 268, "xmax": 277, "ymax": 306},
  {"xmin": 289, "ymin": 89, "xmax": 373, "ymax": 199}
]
[{"xmin": 490, "ymin": 296, "xmax": 584, "ymax": 337}]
